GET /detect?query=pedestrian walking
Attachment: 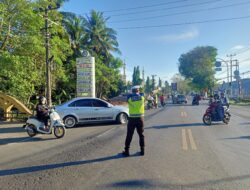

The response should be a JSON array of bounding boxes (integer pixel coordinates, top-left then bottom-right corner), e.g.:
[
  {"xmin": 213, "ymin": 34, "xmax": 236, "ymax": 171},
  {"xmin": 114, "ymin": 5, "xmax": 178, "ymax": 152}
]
[{"xmin": 122, "ymin": 85, "xmax": 145, "ymax": 156}]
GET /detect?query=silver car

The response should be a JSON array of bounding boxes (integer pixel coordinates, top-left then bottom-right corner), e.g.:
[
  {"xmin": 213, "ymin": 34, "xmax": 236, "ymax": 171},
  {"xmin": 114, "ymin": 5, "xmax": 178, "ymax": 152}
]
[{"xmin": 55, "ymin": 97, "xmax": 129, "ymax": 128}]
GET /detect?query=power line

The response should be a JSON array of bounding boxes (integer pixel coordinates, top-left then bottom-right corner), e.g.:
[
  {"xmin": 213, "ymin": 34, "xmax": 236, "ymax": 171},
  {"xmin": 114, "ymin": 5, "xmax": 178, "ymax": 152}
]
[
  {"xmin": 240, "ymin": 57, "xmax": 250, "ymax": 63},
  {"xmin": 107, "ymin": 0, "xmax": 226, "ymax": 17},
  {"xmin": 101, "ymin": 0, "xmax": 188, "ymax": 13},
  {"xmin": 117, "ymin": 15, "xmax": 250, "ymax": 30},
  {"xmin": 109, "ymin": 1, "xmax": 250, "ymax": 24},
  {"xmin": 234, "ymin": 47, "xmax": 250, "ymax": 55}
]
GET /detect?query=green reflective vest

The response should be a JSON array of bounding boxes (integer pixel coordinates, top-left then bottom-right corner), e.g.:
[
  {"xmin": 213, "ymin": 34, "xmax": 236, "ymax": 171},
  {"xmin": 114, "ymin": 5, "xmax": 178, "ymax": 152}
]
[{"xmin": 128, "ymin": 95, "xmax": 145, "ymax": 117}]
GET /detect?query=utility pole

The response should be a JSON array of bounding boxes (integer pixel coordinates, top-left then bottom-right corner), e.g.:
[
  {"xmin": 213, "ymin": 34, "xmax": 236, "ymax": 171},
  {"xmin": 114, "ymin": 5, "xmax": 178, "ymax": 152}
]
[
  {"xmin": 227, "ymin": 54, "xmax": 236, "ymax": 97},
  {"xmin": 142, "ymin": 67, "xmax": 145, "ymax": 87},
  {"xmin": 38, "ymin": 3, "xmax": 60, "ymax": 107},
  {"xmin": 45, "ymin": 8, "xmax": 51, "ymax": 107},
  {"xmin": 122, "ymin": 60, "xmax": 126, "ymax": 84}
]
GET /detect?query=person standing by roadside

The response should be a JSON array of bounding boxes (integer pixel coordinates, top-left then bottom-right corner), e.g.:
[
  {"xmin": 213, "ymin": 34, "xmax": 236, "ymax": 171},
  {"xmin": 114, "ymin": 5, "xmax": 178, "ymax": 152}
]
[
  {"xmin": 159, "ymin": 94, "xmax": 165, "ymax": 107},
  {"xmin": 122, "ymin": 85, "xmax": 145, "ymax": 156},
  {"xmin": 153, "ymin": 93, "xmax": 158, "ymax": 108}
]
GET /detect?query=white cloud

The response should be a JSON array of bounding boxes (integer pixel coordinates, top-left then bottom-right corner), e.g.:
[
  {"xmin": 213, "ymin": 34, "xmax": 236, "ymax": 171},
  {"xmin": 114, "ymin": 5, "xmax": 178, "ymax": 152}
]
[
  {"xmin": 230, "ymin": 45, "xmax": 246, "ymax": 51},
  {"xmin": 153, "ymin": 28, "xmax": 199, "ymax": 43}
]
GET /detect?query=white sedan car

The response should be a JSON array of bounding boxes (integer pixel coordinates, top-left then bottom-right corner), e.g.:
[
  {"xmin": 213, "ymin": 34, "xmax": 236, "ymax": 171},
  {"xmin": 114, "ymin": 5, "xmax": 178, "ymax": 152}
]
[{"xmin": 55, "ymin": 97, "xmax": 129, "ymax": 128}]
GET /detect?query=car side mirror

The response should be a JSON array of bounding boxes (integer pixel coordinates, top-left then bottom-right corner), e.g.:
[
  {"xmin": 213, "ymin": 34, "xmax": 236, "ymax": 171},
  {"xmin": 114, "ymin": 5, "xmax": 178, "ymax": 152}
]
[{"xmin": 107, "ymin": 104, "xmax": 112, "ymax": 108}]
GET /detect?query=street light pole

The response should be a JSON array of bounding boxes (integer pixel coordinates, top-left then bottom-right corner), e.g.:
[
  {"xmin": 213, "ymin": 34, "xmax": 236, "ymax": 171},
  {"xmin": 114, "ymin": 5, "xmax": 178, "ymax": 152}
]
[
  {"xmin": 216, "ymin": 58, "xmax": 229, "ymax": 83},
  {"xmin": 216, "ymin": 58, "xmax": 231, "ymax": 97}
]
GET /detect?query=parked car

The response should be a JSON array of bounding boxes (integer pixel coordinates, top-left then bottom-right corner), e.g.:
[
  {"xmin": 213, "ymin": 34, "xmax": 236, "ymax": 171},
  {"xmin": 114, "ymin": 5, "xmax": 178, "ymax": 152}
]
[
  {"xmin": 56, "ymin": 97, "xmax": 129, "ymax": 128},
  {"xmin": 176, "ymin": 94, "xmax": 187, "ymax": 104}
]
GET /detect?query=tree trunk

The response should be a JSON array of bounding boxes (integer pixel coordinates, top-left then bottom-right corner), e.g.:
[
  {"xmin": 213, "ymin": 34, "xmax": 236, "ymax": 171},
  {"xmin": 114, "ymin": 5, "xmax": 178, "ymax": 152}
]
[{"xmin": 0, "ymin": 23, "xmax": 11, "ymax": 51}]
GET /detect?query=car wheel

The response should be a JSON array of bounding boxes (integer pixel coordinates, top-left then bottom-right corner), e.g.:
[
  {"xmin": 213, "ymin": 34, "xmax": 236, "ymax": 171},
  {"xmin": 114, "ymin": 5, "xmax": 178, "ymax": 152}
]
[
  {"xmin": 64, "ymin": 116, "xmax": 77, "ymax": 128},
  {"xmin": 117, "ymin": 113, "xmax": 128, "ymax": 124}
]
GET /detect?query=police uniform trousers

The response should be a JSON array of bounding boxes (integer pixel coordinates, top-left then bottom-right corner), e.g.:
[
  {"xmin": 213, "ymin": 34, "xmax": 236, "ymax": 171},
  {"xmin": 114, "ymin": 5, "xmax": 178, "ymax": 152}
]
[{"xmin": 125, "ymin": 117, "xmax": 145, "ymax": 149}]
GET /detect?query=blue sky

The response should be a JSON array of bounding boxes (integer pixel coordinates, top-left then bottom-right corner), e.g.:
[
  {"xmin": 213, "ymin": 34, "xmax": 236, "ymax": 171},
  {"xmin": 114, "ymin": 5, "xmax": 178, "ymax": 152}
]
[{"xmin": 61, "ymin": 0, "xmax": 250, "ymax": 83}]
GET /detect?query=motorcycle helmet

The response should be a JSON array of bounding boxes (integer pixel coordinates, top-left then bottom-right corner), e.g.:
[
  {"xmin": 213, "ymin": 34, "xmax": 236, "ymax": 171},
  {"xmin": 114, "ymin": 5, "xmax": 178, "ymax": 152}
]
[
  {"xmin": 213, "ymin": 94, "xmax": 219, "ymax": 100},
  {"xmin": 39, "ymin": 96, "xmax": 47, "ymax": 105}
]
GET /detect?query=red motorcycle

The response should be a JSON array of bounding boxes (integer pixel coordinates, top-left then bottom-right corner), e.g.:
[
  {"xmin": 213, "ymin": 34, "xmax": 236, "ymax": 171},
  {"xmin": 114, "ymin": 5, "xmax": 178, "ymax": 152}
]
[{"xmin": 203, "ymin": 101, "xmax": 231, "ymax": 125}]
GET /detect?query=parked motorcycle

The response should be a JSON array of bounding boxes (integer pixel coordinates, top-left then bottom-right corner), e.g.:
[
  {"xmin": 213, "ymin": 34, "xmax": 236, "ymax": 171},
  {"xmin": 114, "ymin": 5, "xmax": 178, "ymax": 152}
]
[
  {"xmin": 146, "ymin": 100, "xmax": 154, "ymax": 110},
  {"xmin": 203, "ymin": 102, "xmax": 231, "ymax": 125},
  {"xmin": 23, "ymin": 109, "xmax": 66, "ymax": 138},
  {"xmin": 192, "ymin": 98, "xmax": 199, "ymax": 105}
]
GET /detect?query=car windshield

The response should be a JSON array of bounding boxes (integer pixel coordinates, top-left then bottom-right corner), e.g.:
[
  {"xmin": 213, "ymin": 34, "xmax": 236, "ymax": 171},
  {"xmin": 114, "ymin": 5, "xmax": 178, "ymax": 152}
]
[{"xmin": 178, "ymin": 95, "xmax": 185, "ymax": 98}]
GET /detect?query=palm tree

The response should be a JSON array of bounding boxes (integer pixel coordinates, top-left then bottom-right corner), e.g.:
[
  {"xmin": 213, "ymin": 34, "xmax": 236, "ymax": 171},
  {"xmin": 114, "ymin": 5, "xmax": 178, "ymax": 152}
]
[
  {"xmin": 83, "ymin": 10, "xmax": 120, "ymax": 64},
  {"xmin": 61, "ymin": 12, "xmax": 86, "ymax": 57}
]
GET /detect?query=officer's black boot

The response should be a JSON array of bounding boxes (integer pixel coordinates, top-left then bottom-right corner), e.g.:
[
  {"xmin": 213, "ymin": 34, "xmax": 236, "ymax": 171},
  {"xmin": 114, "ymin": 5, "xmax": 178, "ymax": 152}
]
[
  {"xmin": 140, "ymin": 147, "xmax": 144, "ymax": 156},
  {"xmin": 122, "ymin": 148, "xmax": 130, "ymax": 157}
]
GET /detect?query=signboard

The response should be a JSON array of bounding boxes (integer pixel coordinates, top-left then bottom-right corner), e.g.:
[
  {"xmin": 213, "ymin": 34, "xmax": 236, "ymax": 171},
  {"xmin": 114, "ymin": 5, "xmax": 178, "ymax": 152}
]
[
  {"xmin": 171, "ymin": 83, "xmax": 177, "ymax": 91},
  {"xmin": 215, "ymin": 61, "xmax": 222, "ymax": 67},
  {"xmin": 234, "ymin": 70, "xmax": 240, "ymax": 80},
  {"xmin": 76, "ymin": 56, "xmax": 95, "ymax": 97}
]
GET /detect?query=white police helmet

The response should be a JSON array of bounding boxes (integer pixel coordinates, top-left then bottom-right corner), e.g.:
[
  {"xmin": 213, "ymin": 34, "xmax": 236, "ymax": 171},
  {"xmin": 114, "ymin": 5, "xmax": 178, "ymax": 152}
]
[
  {"xmin": 131, "ymin": 85, "xmax": 141, "ymax": 93},
  {"xmin": 131, "ymin": 85, "xmax": 140, "ymax": 90}
]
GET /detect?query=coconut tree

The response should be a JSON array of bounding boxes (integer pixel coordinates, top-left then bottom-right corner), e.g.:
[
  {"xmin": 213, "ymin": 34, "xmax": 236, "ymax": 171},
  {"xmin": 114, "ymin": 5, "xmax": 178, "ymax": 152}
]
[
  {"xmin": 83, "ymin": 10, "xmax": 120, "ymax": 64},
  {"xmin": 61, "ymin": 12, "xmax": 86, "ymax": 57}
]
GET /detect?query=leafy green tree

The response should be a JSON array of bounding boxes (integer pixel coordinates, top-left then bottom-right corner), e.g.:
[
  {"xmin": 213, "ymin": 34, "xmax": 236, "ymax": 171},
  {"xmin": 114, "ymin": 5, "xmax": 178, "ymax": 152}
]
[
  {"xmin": 171, "ymin": 74, "xmax": 192, "ymax": 94},
  {"xmin": 61, "ymin": 10, "xmax": 123, "ymax": 99},
  {"xmin": 158, "ymin": 78, "xmax": 162, "ymax": 88},
  {"xmin": 178, "ymin": 46, "xmax": 217, "ymax": 91},
  {"xmin": 163, "ymin": 80, "xmax": 171, "ymax": 94},
  {"xmin": 95, "ymin": 56, "xmax": 125, "ymax": 98},
  {"xmin": 132, "ymin": 66, "xmax": 142, "ymax": 86},
  {"xmin": 0, "ymin": 0, "xmax": 71, "ymax": 105},
  {"xmin": 145, "ymin": 76, "xmax": 151, "ymax": 93},
  {"xmin": 151, "ymin": 75, "xmax": 156, "ymax": 90}
]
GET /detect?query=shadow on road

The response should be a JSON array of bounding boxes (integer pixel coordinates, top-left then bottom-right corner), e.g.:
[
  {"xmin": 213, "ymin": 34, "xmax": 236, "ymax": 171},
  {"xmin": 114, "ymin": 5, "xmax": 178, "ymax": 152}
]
[
  {"xmin": 225, "ymin": 136, "xmax": 250, "ymax": 140},
  {"xmin": 240, "ymin": 122, "xmax": 250, "ymax": 126},
  {"xmin": 0, "ymin": 136, "xmax": 55, "ymax": 145},
  {"xmin": 0, "ymin": 126, "xmax": 25, "ymax": 134},
  {"xmin": 0, "ymin": 122, "xmax": 24, "ymax": 126},
  {"xmin": 103, "ymin": 174, "xmax": 250, "ymax": 189},
  {"xmin": 75, "ymin": 122, "xmax": 119, "ymax": 129},
  {"xmin": 0, "ymin": 153, "xmax": 141, "ymax": 176},
  {"xmin": 147, "ymin": 123, "xmax": 204, "ymax": 129},
  {"xmin": 165, "ymin": 104, "xmax": 193, "ymax": 107}
]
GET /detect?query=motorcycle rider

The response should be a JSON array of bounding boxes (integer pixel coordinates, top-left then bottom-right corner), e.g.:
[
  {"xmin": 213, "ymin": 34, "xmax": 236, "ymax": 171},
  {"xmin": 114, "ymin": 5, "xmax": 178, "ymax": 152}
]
[
  {"xmin": 213, "ymin": 94, "xmax": 224, "ymax": 120},
  {"xmin": 147, "ymin": 93, "xmax": 154, "ymax": 109},
  {"xmin": 220, "ymin": 92, "xmax": 229, "ymax": 107},
  {"xmin": 36, "ymin": 96, "xmax": 49, "ymax": 131},
  {"xmin": 153, "ymin": 93, "xmax": 158, "ymax": 108},
  {"xmin": 192, "ymin": 94, "xmax": 199, "ymax": 105}
]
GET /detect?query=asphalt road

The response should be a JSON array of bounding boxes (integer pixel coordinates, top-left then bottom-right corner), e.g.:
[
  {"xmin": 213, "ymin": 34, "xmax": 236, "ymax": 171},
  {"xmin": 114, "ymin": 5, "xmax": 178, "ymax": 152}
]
[{"xmin": 0, "ymin": 101, "xmax": 250, "ymax": 190}]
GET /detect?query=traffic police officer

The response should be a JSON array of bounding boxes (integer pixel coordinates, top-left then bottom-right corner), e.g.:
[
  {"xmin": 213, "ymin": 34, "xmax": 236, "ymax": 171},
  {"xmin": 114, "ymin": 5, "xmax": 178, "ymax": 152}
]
[{"xmin": 123, "ymin": 85, "xmax": 145, "ymax": 156}]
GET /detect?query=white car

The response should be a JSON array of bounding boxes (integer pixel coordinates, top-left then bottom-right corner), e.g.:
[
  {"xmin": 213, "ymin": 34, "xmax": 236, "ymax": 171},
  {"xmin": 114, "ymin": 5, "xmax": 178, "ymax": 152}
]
[{"xmin": 55, "ymin": 97, "xmax": 129, "ymax": 128}]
